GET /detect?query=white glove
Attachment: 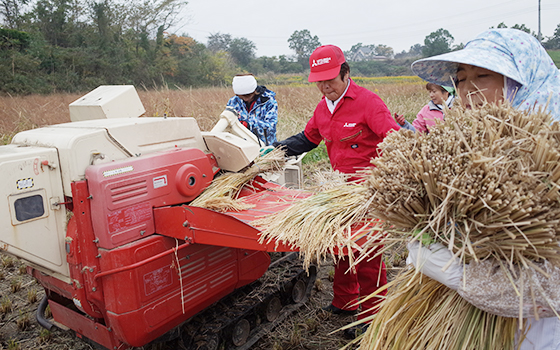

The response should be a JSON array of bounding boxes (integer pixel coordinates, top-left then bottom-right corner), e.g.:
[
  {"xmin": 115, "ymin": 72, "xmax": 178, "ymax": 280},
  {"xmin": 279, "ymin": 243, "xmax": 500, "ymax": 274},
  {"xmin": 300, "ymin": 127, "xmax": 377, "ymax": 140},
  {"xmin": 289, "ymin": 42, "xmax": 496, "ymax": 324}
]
[{"xmin": 406, "ymin": 241, "xmax": 462, "ymax": 290}]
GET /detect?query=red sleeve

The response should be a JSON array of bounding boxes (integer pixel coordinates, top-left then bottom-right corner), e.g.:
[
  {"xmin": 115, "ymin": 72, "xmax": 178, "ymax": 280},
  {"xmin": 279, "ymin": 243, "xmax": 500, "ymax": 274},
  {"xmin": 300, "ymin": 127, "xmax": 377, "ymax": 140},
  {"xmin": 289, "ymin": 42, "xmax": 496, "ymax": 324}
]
[{"xmin": 365, "ymin": 94, "xmax": 400, "ymax": 137}]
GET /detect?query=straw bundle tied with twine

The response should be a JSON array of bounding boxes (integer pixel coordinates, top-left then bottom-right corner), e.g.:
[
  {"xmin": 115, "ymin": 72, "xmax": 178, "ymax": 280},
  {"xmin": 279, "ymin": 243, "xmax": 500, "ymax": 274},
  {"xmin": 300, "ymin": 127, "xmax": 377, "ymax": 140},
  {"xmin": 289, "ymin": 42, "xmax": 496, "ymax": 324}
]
[
  {"xmin": 190, "ymin": 148, "xmax": 286, "ymax": 211},
  {"xmin": 355, "ymin": 102, "xmax": 560, "ymax": 350}
]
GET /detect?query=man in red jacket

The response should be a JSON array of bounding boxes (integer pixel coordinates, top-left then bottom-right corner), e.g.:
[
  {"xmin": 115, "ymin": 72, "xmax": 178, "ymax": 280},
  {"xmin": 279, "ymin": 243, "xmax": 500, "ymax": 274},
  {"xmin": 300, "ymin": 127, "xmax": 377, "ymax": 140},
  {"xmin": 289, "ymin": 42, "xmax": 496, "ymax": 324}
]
[{"xmin": 274, "ymin": 44, "xmax": 400, "ymax": 338}]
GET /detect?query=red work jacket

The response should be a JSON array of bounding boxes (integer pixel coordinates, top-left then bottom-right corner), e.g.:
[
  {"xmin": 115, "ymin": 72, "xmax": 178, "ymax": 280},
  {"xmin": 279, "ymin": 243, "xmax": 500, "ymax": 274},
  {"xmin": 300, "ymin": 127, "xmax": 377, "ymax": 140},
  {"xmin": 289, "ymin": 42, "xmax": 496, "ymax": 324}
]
[{"xmin": 304, "ymin": 79, "xmax": 400, "ymax": 174}]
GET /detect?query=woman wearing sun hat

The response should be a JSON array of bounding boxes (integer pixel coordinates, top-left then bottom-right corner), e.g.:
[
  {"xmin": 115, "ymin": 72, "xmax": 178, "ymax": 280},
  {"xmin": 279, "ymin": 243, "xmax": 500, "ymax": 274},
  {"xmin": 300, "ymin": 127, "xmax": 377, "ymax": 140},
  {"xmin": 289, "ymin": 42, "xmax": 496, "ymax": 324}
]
[
  {"xmin": 411, "ymin": 28, "xmax": 560, "ymax": 116},
  {"xmin": 409, "ymin": 28, "xmax": 560, "ymax": 350}
]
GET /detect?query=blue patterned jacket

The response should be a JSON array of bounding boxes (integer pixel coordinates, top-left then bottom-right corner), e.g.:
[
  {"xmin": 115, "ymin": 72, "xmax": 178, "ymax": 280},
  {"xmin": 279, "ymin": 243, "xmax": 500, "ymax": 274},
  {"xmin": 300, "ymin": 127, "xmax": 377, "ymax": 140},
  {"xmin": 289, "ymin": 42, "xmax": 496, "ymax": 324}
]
[{"xmin": 226, "ymin": 86, "xmax": 278, "ymax": 146}]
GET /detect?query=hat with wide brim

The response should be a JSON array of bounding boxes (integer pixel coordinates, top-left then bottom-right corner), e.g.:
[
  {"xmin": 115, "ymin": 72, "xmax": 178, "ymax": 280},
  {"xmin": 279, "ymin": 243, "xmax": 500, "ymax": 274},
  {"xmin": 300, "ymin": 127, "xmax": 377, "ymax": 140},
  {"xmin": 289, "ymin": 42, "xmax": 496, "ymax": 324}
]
[{"xmin": 411, "ymin": 38, "xmax": 525, "ymax": 87}]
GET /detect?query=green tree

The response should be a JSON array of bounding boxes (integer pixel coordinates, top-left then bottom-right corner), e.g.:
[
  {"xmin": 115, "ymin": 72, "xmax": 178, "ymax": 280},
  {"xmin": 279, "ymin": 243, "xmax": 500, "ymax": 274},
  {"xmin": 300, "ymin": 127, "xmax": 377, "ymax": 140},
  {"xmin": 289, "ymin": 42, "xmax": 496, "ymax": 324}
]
[
  {"xmin": 409, "ymin": 43, "xmax": 423, "ymax": 56},
  {"xmin": 228, "ymin": 37, "xmax": 255, "ymax": 68},
  {"xmin": 277, "ymin": 54, "xmax": 303, "ymax": 73},
  {"xmin": 395, "ymin": 43, "xmax": 424, "ymax": 59},
  {"xmin": 422, "ymin": 28, "xmax": 454, "ymax": 57},
  {"xmin": 375, "ymin": 44, "xmax": 393, "ymax": 58},
  {"xmin": 206, "ymin": 32, "xmax": 231, "ymax": 53},
  {"xmin": 91, "ymin": 1, "xmax": 113, "ymax": 46},
  {"xmin": 0, "ymin": 0, "xmax": 28, "ymax": 29},
  {"xmin": 287, "ymin": 29, "xmax": 320, "ymax": 67},
  {"xmin": 33, "ymin": 0, "xmax": 72, "ymax": 46},
  {"xmin": 123, "ymin": 0, "xmax": 186, "ymax": 36},
  {"xmin": 0, "ymin": 27, "xmax": 30, "ymax": 49},
  {"xmin": 492, "ymin": 22, "xmax": 536, "ymax": 37},
  {"xmin": 543, "ymin": 23, "xmax": 560, "ymax": 50},
  {"xmin": 511, "ymin": 23, "xmax": 532, "ymax": 34}
]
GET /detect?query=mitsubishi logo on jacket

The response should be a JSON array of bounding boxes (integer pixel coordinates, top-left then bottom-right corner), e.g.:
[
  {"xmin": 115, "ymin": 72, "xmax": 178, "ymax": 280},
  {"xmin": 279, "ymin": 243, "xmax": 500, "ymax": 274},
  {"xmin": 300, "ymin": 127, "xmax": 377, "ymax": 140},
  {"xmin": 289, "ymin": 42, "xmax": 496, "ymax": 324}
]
[
  {"xmin": 311, "ymin": 57, "xmax": 331, "ymax": 67},
  {"xmin": 343, "ymin": 123, "xmax": 356, "ymax": 127}
]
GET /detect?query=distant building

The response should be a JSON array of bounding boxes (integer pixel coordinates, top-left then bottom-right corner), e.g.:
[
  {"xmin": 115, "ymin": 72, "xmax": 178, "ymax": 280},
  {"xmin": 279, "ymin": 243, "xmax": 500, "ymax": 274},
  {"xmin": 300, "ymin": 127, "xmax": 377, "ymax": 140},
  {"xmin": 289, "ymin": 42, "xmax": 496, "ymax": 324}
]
[{"xmin": 349, "ymin": 47, "xmax": 388, "ymax": 62}]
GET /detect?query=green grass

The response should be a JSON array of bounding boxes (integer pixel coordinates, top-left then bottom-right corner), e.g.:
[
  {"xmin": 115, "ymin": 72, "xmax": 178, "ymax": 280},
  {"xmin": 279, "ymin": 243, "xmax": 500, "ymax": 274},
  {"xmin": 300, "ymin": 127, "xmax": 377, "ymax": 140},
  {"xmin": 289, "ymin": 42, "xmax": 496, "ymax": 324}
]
[
  {"xmin": 260, "ymin": 74, "xmax": 424, "ymax": 87},
  {"xmin": 548, "ymin": 50, "xmax": 560, "ymax": 68},
  {"xmin": 302, "ymin": 142, "xmax": 329, "ymax": 165}
]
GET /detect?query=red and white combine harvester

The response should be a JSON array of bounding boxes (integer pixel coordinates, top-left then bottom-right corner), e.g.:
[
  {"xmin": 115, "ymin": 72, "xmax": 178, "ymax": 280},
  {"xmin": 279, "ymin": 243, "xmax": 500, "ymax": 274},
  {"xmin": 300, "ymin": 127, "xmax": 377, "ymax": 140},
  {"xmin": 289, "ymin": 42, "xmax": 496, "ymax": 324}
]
[{"xmin": 0, "ymin": 86, "xmax": 314, "ymax": 349}]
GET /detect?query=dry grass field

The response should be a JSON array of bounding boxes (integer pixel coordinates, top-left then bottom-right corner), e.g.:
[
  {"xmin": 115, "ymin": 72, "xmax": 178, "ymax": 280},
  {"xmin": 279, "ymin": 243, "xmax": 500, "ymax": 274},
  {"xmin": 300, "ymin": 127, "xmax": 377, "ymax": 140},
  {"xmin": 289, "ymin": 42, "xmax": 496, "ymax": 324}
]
[
  {"xmin": 0, "ymin": 77, "xmax": 426, "ymax": 143},
  {"xmin": 0, "ymin": 78, "xmax": 427, "ymax": 350}
]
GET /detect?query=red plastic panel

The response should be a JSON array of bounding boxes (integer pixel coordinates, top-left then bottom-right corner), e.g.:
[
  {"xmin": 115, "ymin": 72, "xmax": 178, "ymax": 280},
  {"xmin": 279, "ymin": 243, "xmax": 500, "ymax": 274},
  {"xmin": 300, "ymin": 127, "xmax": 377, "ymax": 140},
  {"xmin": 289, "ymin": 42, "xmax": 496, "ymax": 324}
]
[
  {"xmin": 237, "ymin": 249, "xmax": 270, "ymax": 287},
  {"xmin": 48, "ymin": 299, "xmax": 122, "ymax": 350},
  {"xmin": 85, "ymin": 148, "xmax": 213, "ymax": 249},
  {"xmin": 96, "ymin": 235, "xmax": 271, "ymax": 347}
]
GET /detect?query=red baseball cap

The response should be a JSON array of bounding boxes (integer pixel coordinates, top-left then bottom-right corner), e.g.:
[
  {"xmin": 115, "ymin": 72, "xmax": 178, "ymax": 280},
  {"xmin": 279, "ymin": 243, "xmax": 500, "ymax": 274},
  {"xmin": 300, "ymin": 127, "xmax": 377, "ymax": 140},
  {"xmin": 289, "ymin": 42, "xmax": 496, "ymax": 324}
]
[{"xmin": 308, "ymin": 45, "xmax": 346, "ymax": 82}]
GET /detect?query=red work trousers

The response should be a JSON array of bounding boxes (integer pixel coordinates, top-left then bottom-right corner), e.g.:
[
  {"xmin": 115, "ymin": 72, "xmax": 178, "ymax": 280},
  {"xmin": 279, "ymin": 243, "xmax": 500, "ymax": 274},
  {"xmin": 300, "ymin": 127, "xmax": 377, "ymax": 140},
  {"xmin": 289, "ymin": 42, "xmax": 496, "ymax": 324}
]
[{"xmin": 331, "ymin": 252, "xmax": 387, "ymax": 320}]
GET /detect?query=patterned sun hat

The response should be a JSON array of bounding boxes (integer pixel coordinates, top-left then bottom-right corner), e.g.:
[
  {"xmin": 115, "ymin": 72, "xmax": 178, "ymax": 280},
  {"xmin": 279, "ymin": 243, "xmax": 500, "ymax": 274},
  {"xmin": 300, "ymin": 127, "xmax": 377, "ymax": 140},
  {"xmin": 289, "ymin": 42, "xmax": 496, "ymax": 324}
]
[
  {"xmin": 411, "ymin": 28, "xmax": 560, "ymax": 119},
  {"xmin": 411, "ymin": 30, "xmax": 524, "ymax": 87}
]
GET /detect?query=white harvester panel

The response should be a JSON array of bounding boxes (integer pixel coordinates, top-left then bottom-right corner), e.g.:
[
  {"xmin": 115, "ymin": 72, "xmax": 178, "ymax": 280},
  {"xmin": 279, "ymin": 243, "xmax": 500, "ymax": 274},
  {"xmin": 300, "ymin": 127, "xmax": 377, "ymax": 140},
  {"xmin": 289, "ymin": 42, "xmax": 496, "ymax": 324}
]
[
  {"xmin": 202, "ymin": 132, "xmax": 259, "ymax": 172},
  {"xmin": 11, "ymin": 117, "xmax": 208, "ymax": 197},
  {"xmin": 69, "ymin": 85, "xmax": 146, "ymax": 122},
  {"xmin": 0, "ymin": 145, "xmax": 68, "ymax": 278}
]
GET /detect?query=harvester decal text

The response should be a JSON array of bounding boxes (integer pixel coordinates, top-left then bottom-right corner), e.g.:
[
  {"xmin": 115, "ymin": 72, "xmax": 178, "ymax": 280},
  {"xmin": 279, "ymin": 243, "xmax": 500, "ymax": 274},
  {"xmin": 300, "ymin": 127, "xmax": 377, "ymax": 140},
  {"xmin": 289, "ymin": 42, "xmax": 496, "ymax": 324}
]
[{"xmin": 103, "ymin": 165, "xmax": 134, "ymax": 177}]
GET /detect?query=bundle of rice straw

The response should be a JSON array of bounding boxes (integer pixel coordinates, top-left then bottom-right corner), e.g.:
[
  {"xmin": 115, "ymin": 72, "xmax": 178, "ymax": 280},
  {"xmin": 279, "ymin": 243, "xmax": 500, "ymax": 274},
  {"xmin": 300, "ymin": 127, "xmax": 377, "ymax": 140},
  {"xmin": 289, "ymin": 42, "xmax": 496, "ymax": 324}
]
[
  {"xmin": 254, "ymin": 171, "xmax": 376, "ymax": 271},
  {"xmin": 356, "ymin": 269, "xmax": 519, "ymax": 350},
  {"xmin": 356, "ymin": 103, "xmax": 560, "ymax": 350},
  {"xmin": 190, "ymin": 148, "xmax": 286, "ymax": 211}
]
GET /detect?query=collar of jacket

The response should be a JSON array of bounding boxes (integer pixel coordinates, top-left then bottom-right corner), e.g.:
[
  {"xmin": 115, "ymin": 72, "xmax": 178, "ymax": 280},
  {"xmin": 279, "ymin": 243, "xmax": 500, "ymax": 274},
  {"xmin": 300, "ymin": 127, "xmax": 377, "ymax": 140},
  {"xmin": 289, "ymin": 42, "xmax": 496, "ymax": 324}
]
[
  {"xmin": 323, "ymin": 78, "xmax": 358, "ymax": 112},
  {"xmin": 254, "ymin": 86, "xmax": 271, "ymax": 104},
  {"xmin": 428, "ymin": 95, "xmax": 454, "ymax": 111}
]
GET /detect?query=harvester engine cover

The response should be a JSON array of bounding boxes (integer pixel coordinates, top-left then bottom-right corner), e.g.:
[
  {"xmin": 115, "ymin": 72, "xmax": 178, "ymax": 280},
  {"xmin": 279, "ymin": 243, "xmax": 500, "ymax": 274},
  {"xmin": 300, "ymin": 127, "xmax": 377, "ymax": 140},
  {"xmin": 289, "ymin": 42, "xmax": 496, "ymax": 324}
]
[{"xmin": 85, "ymin": 147, "xmax": 215, "ymax": 249}]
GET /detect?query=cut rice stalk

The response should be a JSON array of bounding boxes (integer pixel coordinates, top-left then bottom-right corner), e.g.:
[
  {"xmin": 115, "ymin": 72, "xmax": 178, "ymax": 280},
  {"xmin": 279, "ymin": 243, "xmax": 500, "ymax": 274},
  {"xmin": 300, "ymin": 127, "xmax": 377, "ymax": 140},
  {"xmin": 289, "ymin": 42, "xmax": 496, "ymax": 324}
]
[
  {"xmin": 190, "ymin": 148, "xmax": 286, "ymax": 211},
  {"xmin": 253, "ymin": 183, "xmax": 376, "ymax": 271},
  {"xmin": 358, "ymin": 268, "xmax": 519, "ymax": 350}
]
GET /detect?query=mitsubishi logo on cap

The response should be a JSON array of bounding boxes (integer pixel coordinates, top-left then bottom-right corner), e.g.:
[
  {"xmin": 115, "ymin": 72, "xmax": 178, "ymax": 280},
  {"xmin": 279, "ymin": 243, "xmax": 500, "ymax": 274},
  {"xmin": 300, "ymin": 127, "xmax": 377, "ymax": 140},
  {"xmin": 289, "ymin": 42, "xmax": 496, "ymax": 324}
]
[
  {"xmin": 308, "ymin": 45, "xmax": 345, "ymax": 82},
  {"xmin": 311, "ymin": 57, "xmax": 332, "ymax": 68}
]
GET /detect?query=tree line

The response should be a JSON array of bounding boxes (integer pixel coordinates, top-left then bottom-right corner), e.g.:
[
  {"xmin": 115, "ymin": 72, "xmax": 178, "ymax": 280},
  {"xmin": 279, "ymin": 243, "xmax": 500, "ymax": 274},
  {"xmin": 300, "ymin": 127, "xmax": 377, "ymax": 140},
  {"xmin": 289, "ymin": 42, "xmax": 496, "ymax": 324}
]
[{"xmin": 1, "ymin": 0, "xmax": 559, "ymax": 95}]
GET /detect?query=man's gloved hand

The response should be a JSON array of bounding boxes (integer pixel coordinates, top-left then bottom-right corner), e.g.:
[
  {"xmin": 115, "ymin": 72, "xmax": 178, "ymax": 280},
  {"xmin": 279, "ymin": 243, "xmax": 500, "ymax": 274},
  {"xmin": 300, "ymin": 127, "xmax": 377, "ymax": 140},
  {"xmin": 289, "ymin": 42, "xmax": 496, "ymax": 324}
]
[
  {"xmin": 259, "ymin": 146, "xmax": 275, "ymax": 157},
  {"xmin": 406, "ymin": 241, "xmax": 462, "ymax": 290}
]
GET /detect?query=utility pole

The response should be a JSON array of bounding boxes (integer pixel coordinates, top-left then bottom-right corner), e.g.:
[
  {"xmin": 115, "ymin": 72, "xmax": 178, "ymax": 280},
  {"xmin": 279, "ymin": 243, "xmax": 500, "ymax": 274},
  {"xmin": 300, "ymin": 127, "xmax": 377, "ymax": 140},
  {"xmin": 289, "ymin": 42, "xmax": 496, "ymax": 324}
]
[{"xmin": 538, "ymin": 0, "xmax": 542, "ymax": 42}]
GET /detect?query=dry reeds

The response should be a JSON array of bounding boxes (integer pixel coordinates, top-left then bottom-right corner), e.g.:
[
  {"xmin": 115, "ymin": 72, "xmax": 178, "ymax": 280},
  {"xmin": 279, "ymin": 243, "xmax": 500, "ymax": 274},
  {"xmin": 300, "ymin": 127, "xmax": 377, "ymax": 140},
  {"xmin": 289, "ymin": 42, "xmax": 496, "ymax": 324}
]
[
  {"xmin": 190, "ymin": 148, "xmax": 286, "ymax": 211},
  {"xmin": 358, "ymin": 102, "xmax": 560, "ymax": 350},
  {"xmin": 363, "ymin": 103, "xmax": 560, "ymax": 266},
  {"xmin": 254, "ymin": 179, "xmax": 375, "ymax": 271},
  {"xmin": 357, "ymin": 269, "xmax": 518, "ymax": 350}
]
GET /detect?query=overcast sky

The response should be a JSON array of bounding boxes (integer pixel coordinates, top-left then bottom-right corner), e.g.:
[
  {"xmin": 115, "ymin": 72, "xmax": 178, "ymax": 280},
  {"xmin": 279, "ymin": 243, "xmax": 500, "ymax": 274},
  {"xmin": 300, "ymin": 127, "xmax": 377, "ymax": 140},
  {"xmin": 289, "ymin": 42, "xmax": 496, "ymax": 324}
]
[{"xmin": 175, "ymin": 0, "xmax": 560, "ymax": 58}]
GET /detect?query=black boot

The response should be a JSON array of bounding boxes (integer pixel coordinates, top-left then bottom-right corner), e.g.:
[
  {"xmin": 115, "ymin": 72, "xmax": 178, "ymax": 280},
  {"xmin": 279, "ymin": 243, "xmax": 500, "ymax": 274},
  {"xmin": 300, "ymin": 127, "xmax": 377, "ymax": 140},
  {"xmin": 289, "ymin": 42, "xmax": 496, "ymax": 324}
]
[
  {"xmin": 322, "ymin": 304, "xmax": 358, "ymax": 316},
  {"xmin": 343, "ymin": 324, "xmax": 368, "ymax": 339}
]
